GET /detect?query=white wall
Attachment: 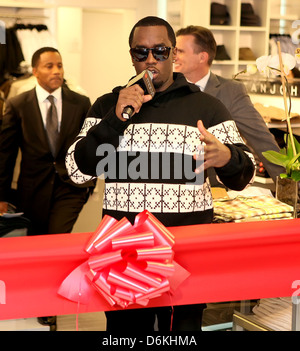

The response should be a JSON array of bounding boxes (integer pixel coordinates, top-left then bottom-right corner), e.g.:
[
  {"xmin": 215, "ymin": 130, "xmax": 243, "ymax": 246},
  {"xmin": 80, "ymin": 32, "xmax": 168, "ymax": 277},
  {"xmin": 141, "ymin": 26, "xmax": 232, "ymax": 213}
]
[
  {"xmin": 55, "ymin": 0, "xmax": 158, "ymax": 101},
  {"xmin": 57, "ymin": 7, "xmax": 82, "ymax": 87},
  {"xmin": 81, "ymin": 9, "xmax": 136, "ymax": 103}
]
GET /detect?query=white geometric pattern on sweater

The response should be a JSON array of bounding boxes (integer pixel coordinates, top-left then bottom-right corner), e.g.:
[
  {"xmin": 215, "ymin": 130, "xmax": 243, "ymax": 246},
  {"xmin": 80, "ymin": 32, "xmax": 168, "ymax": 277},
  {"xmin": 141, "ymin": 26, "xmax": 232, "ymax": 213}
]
[
  {"xmin": 65, "ymin": 119, "xmax": 253, "ymax": 188},
  {"xmin": 104, "ymin": 181, "xmax": 212, "ymax": 213},
  {"xmin": 65, "ymin": 139, "xmax": 95, "ymax": 184},
  {"xmin": 65, "ymin": 117, "xmax": 101, "ymax": 184},
  {"xmin": 78, "ymin": 117, "xmax": 101, "ymax": 137},
  {"xmin": 118, "ymin": 120, "xmax": 244, "ymax": 155}
]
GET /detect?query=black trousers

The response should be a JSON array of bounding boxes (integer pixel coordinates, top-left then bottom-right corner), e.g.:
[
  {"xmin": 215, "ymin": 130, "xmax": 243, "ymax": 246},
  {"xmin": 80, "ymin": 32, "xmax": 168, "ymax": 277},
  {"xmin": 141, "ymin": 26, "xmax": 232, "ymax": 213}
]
[
  {"xmin": 105, "ymin": 304, "xmax": 205, "ymax": 332},
  {"xmin": 27, "ymin": 175, "xmax": 89, "ymax": 236}
]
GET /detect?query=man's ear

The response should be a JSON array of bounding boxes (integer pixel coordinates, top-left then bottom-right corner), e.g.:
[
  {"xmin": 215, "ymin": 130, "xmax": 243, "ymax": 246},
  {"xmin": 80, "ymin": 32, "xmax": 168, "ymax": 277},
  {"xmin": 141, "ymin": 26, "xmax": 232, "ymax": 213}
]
[
  {"xmin": 172, "ymin": 47, "xmax": 177, "ymax": 62},
  {"xmin": 32, "ymin": 67, "xmax": 37, "ymax": 77},
  {"xmin": 129, "ymin": 50, "xmax": 135, "ymax": 66},
  {"xmin": 199, "ymin": 51, "xmax": 209, "ymax": 64}
]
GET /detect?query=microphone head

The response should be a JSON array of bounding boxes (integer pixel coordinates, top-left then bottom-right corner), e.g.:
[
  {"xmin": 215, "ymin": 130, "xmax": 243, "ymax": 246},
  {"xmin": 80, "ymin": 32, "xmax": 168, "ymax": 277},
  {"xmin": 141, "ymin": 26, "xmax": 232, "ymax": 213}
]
[{"xmin": 146, "ymin": 70, "xmax": 153, "ymax": 80}]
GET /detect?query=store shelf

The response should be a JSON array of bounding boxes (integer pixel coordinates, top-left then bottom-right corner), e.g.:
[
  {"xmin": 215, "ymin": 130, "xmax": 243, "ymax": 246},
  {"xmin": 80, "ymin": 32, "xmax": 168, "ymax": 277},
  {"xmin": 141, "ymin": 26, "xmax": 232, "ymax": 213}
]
[
  {"xmin": 239, "ymin": 26, "xmax": 267, "ymax": 32},
  {"xmin": 232, "ymin": 311, "xmax": 274, "ymax": 331},
  {"xmin": 167, "ymin": 0, "xmax": 300, "ymax": 78},
  {"xmin": 254, "ymin": 176, "xmax": 273, "ymax": 184},
  {"xmin": 270, "ymin": 15, "xmax": 298, "ymax": 21},
  {"xmin": 0, "ymin": 1, "xmax": 54, "ymax": 8},
  {"xmin": 209, "ymin": 25, "xmax": 238, "ymax": 31}
]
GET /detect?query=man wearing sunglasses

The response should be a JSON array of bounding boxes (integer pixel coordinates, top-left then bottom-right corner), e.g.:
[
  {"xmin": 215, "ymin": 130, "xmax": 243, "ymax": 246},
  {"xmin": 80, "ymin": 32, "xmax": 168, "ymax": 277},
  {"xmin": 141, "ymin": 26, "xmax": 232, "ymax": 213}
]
[{"xmin": 66, "ymin": 16, "xmax": 255, "ymax": 331}]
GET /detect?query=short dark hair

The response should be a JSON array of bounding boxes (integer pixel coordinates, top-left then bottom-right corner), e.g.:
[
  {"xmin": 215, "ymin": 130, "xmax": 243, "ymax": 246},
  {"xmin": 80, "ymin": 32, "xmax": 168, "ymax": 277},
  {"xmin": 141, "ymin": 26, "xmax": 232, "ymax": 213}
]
[
  {"xmin": 31, "ymin": 47, "xmax": 60, "ymax": 68},
  {"xmin": 176, "ymin": 26, "xmax": 216, "ymax": 65},
  {"xmin": 129, "ymin": 16, "xmax": 176, "ymax": 48}
]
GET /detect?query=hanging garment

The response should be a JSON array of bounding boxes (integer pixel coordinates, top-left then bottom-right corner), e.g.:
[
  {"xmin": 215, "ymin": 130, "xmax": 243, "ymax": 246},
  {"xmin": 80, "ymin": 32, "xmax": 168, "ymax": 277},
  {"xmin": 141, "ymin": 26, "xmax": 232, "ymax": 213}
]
[{"xmin": 14, "ymin": 24, "xmax": 57, "ymax": 66}]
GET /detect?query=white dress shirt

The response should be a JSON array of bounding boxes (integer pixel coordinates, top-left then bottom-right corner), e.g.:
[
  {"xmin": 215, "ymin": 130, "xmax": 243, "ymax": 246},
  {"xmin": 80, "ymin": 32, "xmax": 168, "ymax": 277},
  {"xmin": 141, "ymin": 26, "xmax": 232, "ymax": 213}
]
[
  {"xmin": 194, "ymin": 71, "xmax": 211, "ymax": 92},
  {"xmin": 35, "ymin": 84, "xmax": 62, "ymax": 131}
]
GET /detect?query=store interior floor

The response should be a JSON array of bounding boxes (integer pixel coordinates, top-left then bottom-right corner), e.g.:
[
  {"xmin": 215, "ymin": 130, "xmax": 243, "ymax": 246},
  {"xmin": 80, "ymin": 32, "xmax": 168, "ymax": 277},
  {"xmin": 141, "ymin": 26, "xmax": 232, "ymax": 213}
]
[
  {"xmin": 55, "ymin": 302, "xmax": 238, "ymax": 331},
  {"xmin": 56, "ymin": 301, "xmax": 240, "ymax": 331},
  {"xmin": 0, "ymin": 302, "xmax": 238, "ymax": 331}
]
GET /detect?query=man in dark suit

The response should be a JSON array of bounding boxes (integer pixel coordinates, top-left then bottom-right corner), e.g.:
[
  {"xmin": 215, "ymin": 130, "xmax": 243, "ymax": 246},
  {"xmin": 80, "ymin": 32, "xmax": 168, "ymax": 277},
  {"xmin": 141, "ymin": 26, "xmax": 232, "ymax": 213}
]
[
  {"xmin": 174, "ymin": 25, "xmax": 285, "ymax": 183},
  {"xmin": 0, "ymin": 47, "xmax": 94, "ymax": 236}
]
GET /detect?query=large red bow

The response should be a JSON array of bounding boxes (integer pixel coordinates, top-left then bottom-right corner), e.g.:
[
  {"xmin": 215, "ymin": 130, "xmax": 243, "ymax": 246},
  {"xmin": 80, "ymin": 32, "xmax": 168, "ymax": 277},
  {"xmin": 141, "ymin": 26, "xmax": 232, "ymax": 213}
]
[{"xmin": 58, "ymin": 210, "xmax": 190, "ymax": 308}]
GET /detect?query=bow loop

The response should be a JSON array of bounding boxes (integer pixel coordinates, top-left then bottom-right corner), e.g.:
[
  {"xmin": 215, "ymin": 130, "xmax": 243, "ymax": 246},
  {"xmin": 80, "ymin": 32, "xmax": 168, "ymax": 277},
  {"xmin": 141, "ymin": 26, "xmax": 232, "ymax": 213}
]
[{"xmin": 58, "ymin": 210, "xmax": 189, "ymax": 308}]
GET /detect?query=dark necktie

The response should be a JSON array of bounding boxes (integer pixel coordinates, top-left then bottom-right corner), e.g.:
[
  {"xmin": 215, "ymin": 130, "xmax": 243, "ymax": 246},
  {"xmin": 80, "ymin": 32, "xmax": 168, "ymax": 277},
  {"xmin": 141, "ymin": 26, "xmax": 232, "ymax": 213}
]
[{"xmin": 46, "ymin": 95, "xmax": 59, "ymax": 156}]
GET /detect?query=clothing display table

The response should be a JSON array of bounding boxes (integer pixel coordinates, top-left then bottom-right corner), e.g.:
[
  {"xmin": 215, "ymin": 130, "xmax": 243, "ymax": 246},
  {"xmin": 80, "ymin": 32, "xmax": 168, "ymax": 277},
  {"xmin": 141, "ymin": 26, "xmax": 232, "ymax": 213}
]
[{"xmin": 212, "ymin": 194, "xmax": 299, "ymax": 331}]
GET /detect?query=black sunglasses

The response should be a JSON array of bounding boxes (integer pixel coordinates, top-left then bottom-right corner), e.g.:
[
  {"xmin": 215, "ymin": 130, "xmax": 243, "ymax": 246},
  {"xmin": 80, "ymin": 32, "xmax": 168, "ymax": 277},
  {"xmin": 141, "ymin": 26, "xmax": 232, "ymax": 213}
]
[{"xmin": 130, "ymin": 46, "xmax": 172, "ymax": 62}]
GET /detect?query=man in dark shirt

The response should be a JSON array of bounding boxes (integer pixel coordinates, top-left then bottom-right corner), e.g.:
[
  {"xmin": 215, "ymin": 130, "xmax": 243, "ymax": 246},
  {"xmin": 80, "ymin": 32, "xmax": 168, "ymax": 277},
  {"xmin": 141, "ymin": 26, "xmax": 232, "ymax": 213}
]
[{"xmin": 66, "ymin": 17, "xmax": 255, "ymax": 331}]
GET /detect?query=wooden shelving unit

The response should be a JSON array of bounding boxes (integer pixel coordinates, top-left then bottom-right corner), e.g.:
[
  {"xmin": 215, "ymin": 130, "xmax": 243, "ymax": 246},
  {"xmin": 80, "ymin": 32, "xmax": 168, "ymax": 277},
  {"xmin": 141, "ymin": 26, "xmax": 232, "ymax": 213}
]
[{"xmin": 167, "ymin": 0, "xmax": 300, "ymax": 78}]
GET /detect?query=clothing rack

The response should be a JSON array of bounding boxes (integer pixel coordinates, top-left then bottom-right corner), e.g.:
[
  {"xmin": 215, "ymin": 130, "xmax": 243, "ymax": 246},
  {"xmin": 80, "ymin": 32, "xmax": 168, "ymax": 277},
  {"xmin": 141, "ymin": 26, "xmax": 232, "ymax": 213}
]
[
  {"xmin": 269, "ymin": 33, "xmax": 299, "ymax": 65},
  {"xmin": 0, "ymin": 19, "xmax": 56, "ymax": 83}
]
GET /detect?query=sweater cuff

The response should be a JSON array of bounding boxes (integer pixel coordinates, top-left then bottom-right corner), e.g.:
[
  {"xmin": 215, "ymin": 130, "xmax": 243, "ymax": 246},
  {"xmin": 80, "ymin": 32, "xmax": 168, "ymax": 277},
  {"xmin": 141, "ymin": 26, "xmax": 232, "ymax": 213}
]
[
  {"xmin": 104, "ymin": 107, "xmax": 129, "ymax": 134},
  {"xmin": 215, "ymin": 144, "xmax": 244, "ymax": 177}
]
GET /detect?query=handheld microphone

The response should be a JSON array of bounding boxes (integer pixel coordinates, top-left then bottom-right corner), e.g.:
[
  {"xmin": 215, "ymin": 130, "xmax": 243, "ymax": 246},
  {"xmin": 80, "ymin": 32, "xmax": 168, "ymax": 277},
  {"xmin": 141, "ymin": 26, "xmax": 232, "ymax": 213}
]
[{"xmin": 122, "ymin": 69, "xmax": 155, "ymax": 119}]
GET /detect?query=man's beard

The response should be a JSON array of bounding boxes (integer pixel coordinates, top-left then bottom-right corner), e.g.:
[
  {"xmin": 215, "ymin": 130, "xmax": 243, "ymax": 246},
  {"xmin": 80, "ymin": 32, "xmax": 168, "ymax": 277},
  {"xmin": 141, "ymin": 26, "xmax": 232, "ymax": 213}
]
[{"xmin": 153, "ymin": 80, "xmax": 164, "ymax": 90}]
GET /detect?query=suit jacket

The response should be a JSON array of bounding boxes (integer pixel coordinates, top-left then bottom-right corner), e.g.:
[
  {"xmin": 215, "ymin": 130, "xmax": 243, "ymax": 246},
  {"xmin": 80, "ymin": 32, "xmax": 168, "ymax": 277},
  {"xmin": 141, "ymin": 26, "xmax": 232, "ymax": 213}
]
[
  {"xmin": 204, "ymin": 73, "xmax": 285, "ymax": 181},
  {"xmin": 0, "ymin": 86, "xmax": 93, "ymax": 215}
]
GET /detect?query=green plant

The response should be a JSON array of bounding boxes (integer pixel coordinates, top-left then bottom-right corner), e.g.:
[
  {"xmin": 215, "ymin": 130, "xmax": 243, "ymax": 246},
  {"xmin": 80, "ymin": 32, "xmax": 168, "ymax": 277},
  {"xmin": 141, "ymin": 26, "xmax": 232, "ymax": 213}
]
[{"xmin": 262, "ymin": 134, "xmax": 300, "ymax": 181}]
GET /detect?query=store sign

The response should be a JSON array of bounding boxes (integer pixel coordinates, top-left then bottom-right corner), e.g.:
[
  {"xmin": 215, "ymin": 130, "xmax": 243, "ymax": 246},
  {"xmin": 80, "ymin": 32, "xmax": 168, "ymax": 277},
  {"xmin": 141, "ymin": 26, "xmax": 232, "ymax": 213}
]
[{"xmin": 237, "ymin": 78, "xmax": 300, "ymax": 98}]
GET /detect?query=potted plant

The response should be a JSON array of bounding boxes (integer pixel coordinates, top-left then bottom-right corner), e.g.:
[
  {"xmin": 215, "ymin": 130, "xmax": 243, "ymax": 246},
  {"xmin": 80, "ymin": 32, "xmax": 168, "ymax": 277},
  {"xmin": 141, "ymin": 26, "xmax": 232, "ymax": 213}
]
[
  {"xmin": 236, "ymin": 42, "xmax": 299, "ymax": 216},
  {"xmin": 257, "ymin": 43, "xmax": 299, "ymax": 216}
]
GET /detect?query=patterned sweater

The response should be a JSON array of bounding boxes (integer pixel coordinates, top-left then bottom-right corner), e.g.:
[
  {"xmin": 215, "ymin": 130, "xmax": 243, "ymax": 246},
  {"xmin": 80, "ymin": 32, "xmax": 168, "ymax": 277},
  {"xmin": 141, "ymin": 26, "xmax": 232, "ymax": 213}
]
[{"xmin": 66, "ymin": 73, "xmax": 255, "ymax": 226}]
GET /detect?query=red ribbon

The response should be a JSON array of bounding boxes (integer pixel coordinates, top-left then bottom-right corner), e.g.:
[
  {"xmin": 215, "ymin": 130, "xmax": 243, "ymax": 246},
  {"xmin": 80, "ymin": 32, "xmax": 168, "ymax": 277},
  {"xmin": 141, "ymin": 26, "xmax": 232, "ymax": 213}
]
[{"xmin": 58, "ymin": 210, "xmax": 189, "ymax": 308}]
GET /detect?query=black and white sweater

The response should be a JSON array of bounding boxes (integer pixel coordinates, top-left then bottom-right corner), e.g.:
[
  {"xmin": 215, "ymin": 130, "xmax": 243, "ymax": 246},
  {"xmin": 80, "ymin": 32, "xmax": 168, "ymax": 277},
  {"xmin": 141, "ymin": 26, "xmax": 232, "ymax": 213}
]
[{"xmin": 66, "ymin": 73, "xmax": 255, "ymax": 226}]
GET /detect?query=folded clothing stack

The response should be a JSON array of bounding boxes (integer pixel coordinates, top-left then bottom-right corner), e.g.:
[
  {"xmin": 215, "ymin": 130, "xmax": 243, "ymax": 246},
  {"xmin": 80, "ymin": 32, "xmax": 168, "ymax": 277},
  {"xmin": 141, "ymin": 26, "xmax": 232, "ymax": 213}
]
[
  {"xmin": 0, "ymin": 215, "xmax": 30, "ymax": 237},
  {"xmin": 254, "ymin": 103, "xmax": 300, "ymax": 123},
  {"xmin": 252, "ymin": 297, "xmax": 292, "ymax": 331},
  {"xmin": 213, "ymin": 195, "xmax": 294, "ymax": 222}
]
